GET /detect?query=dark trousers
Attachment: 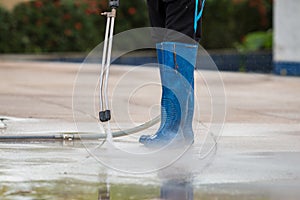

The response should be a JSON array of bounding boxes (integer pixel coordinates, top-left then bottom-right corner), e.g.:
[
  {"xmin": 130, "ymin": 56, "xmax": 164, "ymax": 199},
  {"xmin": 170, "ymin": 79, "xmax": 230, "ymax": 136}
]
[{"xmin": 147, "ymin": 0, "xmax": 202, "ymax": 43}]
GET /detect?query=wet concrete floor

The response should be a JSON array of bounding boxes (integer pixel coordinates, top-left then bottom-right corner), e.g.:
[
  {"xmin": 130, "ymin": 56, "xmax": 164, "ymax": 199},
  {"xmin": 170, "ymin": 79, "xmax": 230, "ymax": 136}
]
[{"xmin": 0, "ymin": 61, "xmax": 300, "ymax": 199}]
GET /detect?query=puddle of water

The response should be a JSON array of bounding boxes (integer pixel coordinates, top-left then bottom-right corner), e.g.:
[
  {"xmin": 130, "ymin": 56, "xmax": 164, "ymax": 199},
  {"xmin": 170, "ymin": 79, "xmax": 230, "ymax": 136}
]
[
  {"xmin": 1, "ymin": 180, "xmax": 272, "ymax": 200},
  {"xmin": 6, "ymin": 179, "xmax": 299, "ymax": 200}
]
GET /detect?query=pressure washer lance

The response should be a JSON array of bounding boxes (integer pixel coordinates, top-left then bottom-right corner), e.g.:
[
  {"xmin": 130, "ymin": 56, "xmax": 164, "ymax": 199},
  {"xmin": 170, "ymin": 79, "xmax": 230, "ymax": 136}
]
[{"xmin": 98, "ymin": 0, "xmax": 119, "ymax": 144}]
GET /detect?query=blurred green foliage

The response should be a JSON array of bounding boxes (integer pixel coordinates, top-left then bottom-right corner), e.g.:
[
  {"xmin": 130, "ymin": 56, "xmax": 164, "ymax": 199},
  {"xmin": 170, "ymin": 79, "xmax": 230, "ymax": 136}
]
[
  {"xmin": 0, "ymin": 0, "xmax": 148, "ymax": 53},
  {"xmin": 201, "ymin": 0, "xmax": 273, "ymax": 49},
  {"xmin": 235, "ymin": 30, "xmax": 273, "ymax": 52},
  {"xmin": 0, "ymin": 6, "xmax": 12, "ymax": 52},
  {"xmin": 0, "ymin": 0, "xmax": 273, "ymax": 53}
]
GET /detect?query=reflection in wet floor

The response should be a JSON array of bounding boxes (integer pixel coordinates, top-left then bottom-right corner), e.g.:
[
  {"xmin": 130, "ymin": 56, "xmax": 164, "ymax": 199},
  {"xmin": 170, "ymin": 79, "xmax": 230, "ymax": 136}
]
[
  {"xmin": 160, "ymin": 180, "xmax": 194, "ymax": 200},
  {"xmin": 97, "ymin": 179, "xmax": 195, "ymax": 200}
]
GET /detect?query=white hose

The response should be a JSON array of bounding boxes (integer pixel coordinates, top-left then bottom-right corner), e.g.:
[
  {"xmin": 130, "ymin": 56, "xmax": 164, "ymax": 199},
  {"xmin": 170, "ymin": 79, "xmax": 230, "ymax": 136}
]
[{"xmin": 0, "ymin": 116, "xmax": 160, "ymax": 141}]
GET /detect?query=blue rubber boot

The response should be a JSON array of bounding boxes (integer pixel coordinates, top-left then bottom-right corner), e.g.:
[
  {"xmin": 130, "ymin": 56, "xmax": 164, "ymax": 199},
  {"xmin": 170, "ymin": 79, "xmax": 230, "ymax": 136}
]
[
  {"xmin": 139, "ymin": 42, "xmax": 198, "ymax": 147},
  {"xmin": 176, "ymin": 45, "xmax": 197, "ymax": 145}
]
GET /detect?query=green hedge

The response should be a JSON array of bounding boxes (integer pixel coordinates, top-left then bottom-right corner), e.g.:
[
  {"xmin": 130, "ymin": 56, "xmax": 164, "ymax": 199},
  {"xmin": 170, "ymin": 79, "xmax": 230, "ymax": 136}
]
[
  {"xmin": 0, "ymin": 0, "xmax": 148, "ymax": 53},
  {"xmin": 0, "ymin": 0, "xmax": 272, "ymax": 53},
  {"xmin": 0, "ymin": 6, "xmax": 13, "ymax": 53},
  {"xmin": 201, "ymin": 0, "xmax": 273, "ymax": 49}
]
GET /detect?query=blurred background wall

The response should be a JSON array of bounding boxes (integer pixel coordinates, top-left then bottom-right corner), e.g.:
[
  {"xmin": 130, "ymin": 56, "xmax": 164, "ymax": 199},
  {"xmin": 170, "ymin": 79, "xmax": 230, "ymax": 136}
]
[{"xmin": 274, "ymin": 0, "xmax": 300, "ymax": 75}]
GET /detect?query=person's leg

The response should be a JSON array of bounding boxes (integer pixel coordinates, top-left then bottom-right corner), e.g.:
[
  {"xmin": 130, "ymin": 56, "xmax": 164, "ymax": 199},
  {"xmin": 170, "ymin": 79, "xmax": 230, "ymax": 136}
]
[
  {"xmin": 165, "ymin": 0, "xmax": 202, "ymax": 42},
  {"xmin": 147, "ymin": 0, "xmax": 166, "ymax": 43},
  {"xmin": 163, "ymin": 0, "xmax": 202, "ymax": 145},
  {"xmin": 139, "ymin": 0, "xmax": 201, "ymax": 147}
]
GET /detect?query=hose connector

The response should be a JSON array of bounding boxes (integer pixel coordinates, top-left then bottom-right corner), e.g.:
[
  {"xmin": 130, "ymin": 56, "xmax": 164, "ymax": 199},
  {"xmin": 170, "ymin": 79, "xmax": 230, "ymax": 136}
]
[
  {"xmin": 99, "ymin": 110, "xmax": 111, "ymax": 122},
  {"xmin": 109, "ymin": 0, "xmax": 119, "ymax": 8},
  {"xmin": 63, "ymin": 134, "xmax": 74, "ymax": 141}
]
